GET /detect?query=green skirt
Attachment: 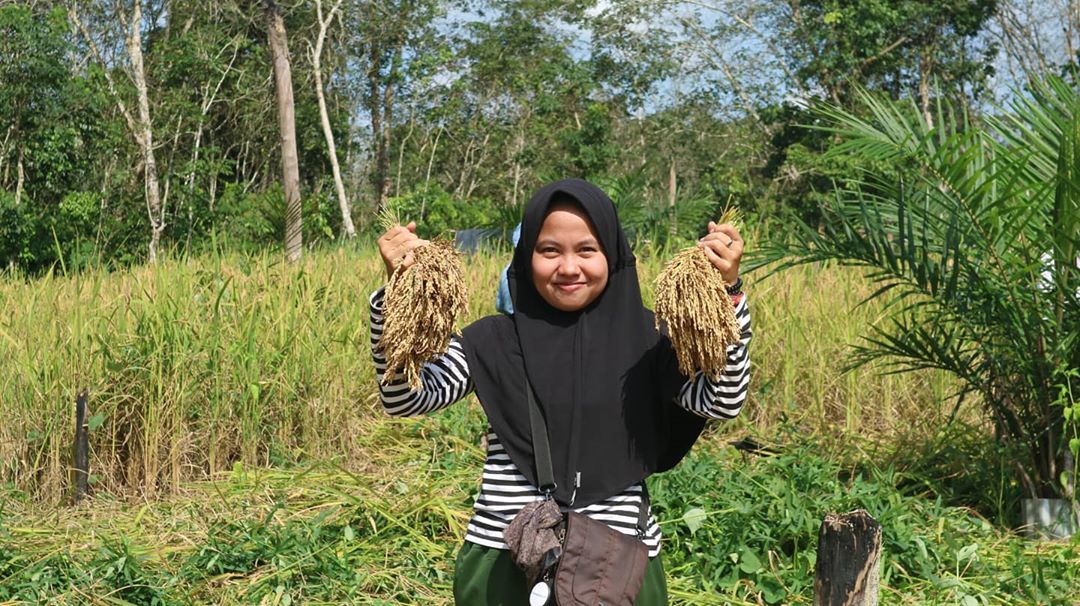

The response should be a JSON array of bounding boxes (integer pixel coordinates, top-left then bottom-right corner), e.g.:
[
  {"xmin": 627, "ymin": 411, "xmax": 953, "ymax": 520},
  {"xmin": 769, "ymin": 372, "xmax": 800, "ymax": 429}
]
[{"xmin": 452, "ymin": 541, "xmax": 668, "ymax": 606}]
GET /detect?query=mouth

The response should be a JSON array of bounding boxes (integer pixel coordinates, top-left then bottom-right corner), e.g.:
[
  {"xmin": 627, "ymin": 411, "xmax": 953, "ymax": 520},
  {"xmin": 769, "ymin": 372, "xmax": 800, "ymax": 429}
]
[{"xmin": 554, "ymin": 282, "xmax": 585, "ymax": 293}]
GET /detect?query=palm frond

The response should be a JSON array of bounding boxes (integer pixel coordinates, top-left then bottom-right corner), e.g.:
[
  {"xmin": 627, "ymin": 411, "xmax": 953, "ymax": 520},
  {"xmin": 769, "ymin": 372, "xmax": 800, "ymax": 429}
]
[
  {"xmin": 846, "ymin": 316, "xmax": 981, "ymax": 383},
  {"xmin": 758, "ymin": 79, "xmax": 1080, "ymax": 497}
]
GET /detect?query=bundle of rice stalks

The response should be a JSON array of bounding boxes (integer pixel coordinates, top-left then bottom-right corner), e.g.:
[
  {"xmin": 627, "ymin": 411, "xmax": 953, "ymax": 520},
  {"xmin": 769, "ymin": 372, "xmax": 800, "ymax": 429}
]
[
  {"xmin": 378, "ymin": 212, "xmax": 469, "ymax": 389},
  {"xmin": 654, "ymin": 208, "xmax": 742, "ymax": 379}
]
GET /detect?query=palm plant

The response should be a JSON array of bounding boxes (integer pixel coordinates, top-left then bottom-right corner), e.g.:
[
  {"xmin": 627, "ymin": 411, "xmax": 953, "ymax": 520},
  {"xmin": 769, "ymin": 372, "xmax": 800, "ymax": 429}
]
[
  {"xmin": 755, "ymin": 77, "xmax": 1080, "ymax": 500},
  {"xmin": 601, "ymin": 172, "xmax": 719, "ymax": 251}
]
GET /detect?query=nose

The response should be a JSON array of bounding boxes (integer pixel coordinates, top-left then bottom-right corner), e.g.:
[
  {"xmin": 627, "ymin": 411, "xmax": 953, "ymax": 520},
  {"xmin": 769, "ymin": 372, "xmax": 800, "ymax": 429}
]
[{"xmin": 556, "ymin": 254, "xmax": 581, "ymax": 277}]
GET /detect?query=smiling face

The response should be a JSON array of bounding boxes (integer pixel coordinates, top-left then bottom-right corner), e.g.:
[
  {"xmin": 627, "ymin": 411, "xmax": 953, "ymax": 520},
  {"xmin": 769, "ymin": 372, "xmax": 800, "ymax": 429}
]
[{"xmin": 531, "ymin": 200, "xmax": 609, "ymax": 312}]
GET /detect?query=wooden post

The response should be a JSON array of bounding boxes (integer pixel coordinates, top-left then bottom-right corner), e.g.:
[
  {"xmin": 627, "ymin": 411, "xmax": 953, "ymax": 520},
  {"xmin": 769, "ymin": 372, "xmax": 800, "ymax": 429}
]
[
  {"xmin": 72, "ymin": 389, "xmax": 90, "ymax": 505},
  {"xmin": 813, "ymin": 509, "xmax": 882, "ymax": 606}
]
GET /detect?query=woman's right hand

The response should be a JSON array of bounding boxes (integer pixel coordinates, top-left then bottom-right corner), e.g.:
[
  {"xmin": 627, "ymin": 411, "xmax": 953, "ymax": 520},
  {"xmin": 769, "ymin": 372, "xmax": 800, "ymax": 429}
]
[{"xmin": 377, "ymin": 221, "xmax": 429, "ymax": 281}]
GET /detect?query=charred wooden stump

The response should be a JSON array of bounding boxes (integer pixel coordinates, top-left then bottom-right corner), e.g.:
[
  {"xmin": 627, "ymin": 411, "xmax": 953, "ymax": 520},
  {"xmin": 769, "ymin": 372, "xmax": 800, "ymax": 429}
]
[
  {"xmin": 813, "ymin": 509, "xmax": 882, "ymax": 606},
  {"xmin": 72, "ymin": 389, "xmax": 90, "ymax": 505}
]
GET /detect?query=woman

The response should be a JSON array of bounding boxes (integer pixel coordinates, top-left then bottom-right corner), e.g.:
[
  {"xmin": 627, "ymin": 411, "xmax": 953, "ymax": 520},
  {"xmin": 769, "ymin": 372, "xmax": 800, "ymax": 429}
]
[{"xmin": 371, "ymin": 179, "xmax": 751, "ymax": 605}]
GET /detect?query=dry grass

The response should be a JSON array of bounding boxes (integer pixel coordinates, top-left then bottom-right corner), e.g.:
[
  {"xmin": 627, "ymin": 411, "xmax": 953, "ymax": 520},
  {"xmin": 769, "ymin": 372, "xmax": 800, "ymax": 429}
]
[
  {"xmin": 0, "ymin": 244, "xmax": 965, "ymax": 502},
  {"xmin": 639, "ymin": 257, "xmax": 966, "ymax": 443}
]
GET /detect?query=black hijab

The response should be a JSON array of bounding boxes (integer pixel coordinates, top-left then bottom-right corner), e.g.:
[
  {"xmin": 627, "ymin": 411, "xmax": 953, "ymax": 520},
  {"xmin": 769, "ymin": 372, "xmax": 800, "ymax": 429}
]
[{"xmin": 461, "ymin": 179, "xmax": 706, "ymax": 508}]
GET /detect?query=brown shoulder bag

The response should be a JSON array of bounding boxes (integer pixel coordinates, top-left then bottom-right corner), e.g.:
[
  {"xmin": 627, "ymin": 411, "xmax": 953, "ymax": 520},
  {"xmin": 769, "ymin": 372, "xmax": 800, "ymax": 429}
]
[{"xmin": 504, "ymin": 379, "xmax": 650, "ymax": 606}]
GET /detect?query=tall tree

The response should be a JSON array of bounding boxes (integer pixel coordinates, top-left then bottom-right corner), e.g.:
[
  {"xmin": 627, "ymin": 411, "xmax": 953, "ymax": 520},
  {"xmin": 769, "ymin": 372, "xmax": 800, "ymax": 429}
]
[
  {"xmin": 397, "ymin": 0, "xmax": 611, "ymax": 204},
  {"xmin": 762, "ymin": 0, "xmax": 997, "ymax": 222},
  {"xmin": 989, "ymin": 0, "xmax": 1080, "ymax": 88},
  {"xmin": 311, "ymin": 0, "xmax": 355, "ymax": 238},
  {"xmin": 71, "ymin": 0, "xmax": 167, "ymax": 263},
  {"xmin": 0, "ymin": 5, "xmax": 68, "ymax": 206},
  {"xmin": 360, "ymin": 1, "xmax": 402, "ymax": 213},
  {"xmin": 344, "ymin": 0, "xmax": 442, "ymax": 216},
  {"xmin": 775, "ymin": 0, "xmax": 997, "ymax": 109},
  {"xmin": 145, "ymin": 0, "xmax": 245, "ymax": 248},
  {"xmin": 265, "ymin": 0, "xmax": 303, "ymax": 262}
]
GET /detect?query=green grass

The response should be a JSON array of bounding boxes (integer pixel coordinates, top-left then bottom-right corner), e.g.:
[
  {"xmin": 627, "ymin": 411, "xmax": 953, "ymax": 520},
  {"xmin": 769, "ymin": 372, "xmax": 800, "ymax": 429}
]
[
  {"xmin": 2, "ymin": 412, "xmax": 1077, "ymax": 604},
  {"xmin": 3, "ymin": 244, "xmax": 1067, "ymax": 604}
]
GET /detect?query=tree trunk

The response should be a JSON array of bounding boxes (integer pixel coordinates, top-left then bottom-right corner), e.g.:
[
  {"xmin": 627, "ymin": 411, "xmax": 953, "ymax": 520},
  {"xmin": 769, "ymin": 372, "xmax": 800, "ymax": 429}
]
[
  {"xmin": 395, "ymin": 111, "xmax": 416, "ymax": 197},
  {"xmin": 127, "ymin": 0, "xmax": 165, "ymax": 264},
  {"xmin": 378, "ymin": 117, "xmax": 392, "ymax": 208},
  {"xmin": 72, "ymin": 389, "xmax": 90, "ymax": 505},
  {"xmin": 511, "ymin": 124, "xmax": 525, "ymax": 207},
  {"xmin": 15, "ymin": 146, "xmax": 24, "ymax": 206},
  {"xmin": 368, "ymin": 33, "xmax": 402, "ymax": 215},
  {"xmin": 918, "ymin": 49, "xmax": 934, "ymax": 130},
  {"xmin": 368, "ymin": 47, "xmax": 386, "ymax": 213},
  {"xmin": 186, "ymin": 122, "xmax": 203, "ymax": 249},
  {"xmin": 814, "ymin": 510, "xmax": 882, "ymax": 606},
  {"xmin": 668, "ymin": 160, "xmax": 677, "ymax": 238},
  {"xmin": 266, "ymin": 0, "xmax": 303, "ymax": 263},
  {"xmin": 313, "ymin": 0, "xmax": 355, "ymax": 239},
  {"xmin": 379, "ymin": 47, "xmax": 397, "ymax": 208},
  {"xmin": 0, "ymin": 126, "xmax": 11, "ymax": 184},
  {"xmin": 425, "ymin": 126, "xmax": 441, "ymax": 185}
]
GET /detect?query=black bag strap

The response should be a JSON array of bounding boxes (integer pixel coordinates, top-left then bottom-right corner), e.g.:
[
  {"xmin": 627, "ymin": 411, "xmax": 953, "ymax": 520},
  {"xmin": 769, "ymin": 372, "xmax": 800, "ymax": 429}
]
[
  {"xmin": 526, "ymin": 378, "xmax": 650, "ymax": 536},
  {"xmin": 526, "ymin": 378, "xmax": 557, "ymax": 495},
  {"xmin": 637, "ymin": 482, "xmax": 651, "ymax": 537}
]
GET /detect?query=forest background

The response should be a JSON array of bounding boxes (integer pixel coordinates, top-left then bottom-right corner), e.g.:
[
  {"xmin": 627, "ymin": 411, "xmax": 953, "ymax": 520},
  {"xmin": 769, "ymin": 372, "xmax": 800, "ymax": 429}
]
[
  {"xmin": 7, "ymin": 0, "xmax": 1075, "ymax": 268},
  {"xmin": 2, "ymin": 0, "xmax": 1080, "ymax": 604}
]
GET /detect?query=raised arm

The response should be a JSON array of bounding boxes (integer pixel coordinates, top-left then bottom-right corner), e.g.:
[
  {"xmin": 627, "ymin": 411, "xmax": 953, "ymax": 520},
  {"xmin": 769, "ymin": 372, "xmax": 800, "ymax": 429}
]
[
  {"xmin": 676, "ymin": 293, "xmax": 751, "ymax": 419},
  {"xmin": 677, "ymin": 217, "xmax": 750, "ymax": 419},
  {"xmin": 370, "ymin": 287, "xmax": 474, "ymax": 416}
]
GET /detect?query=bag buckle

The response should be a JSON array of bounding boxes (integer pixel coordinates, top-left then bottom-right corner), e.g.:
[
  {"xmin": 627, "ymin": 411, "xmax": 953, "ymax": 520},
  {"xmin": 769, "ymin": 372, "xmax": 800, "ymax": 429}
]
[{"xmin": 539, "ymin": 483, "xmax": 556, "ymax": 501}]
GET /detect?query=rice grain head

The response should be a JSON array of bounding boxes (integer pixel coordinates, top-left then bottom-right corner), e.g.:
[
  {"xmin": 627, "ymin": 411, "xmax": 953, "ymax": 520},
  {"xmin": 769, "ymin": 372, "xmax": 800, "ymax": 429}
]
[
  {"xmin": 379, "ymin": 239, "xmax": 469, "ymax": 389},
  {"xmin": 653, "ymin": 234, "xmax": 741, "ymax": 379}
]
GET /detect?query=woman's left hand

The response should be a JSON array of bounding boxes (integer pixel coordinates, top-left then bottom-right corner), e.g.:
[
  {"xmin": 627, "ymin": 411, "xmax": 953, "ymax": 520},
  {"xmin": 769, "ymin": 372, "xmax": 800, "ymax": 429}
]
[{"xmin": 698, "ymin": 221, "xmax": 743, "ymax": 285}]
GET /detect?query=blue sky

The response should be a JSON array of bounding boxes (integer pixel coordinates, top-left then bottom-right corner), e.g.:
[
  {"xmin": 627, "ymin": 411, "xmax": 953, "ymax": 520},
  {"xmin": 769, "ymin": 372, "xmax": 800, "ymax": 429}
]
[{"xmin": 354, "ymin": 0, "xmax": 1078, "ymax": 131}]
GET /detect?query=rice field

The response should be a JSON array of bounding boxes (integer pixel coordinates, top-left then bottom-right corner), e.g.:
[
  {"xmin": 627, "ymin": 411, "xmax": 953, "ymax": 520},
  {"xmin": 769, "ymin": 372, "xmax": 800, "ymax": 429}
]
[
  {"xmin": 5, "ymin": 245, "xmax": 1075, "ymax": 604},
  {"xmin": 0, "ymin": 244, "xmax": 957, "ymax": 501}
]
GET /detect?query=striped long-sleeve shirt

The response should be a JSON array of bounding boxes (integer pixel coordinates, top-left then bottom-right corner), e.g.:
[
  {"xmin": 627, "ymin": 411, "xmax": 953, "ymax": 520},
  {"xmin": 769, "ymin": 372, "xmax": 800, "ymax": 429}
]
[{"xmin": 370, "ymin": 287, "xmax": 752, "ymax": 557}]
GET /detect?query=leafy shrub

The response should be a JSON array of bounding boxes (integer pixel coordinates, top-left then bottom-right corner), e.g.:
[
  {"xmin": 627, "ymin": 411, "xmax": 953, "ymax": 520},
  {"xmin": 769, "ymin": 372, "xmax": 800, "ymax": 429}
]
[
  {"xmin": 385, "ymin": 183, "xmax": 504, "ymax": 240},
  {"xmin": 653, "ymin": 438, "xmax": 1080, "ymax": 605},
  {"xmin": 0, "ymin": 189, "xmax": 40, "ymax": 269},
  {"xmin": 213, "ymin": 183, "xmax": 336, "ymax": 252},
  {"xmin": 599, "ymin": 172, "xmax": 723, "ymax": 251},
  {"xmin": 88, "ymin": 539, "xmax": 171, "ymax": 605},
  {"xmin": 888, "ymin": 420, "xmax": 1026, "ymax": 525}
]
